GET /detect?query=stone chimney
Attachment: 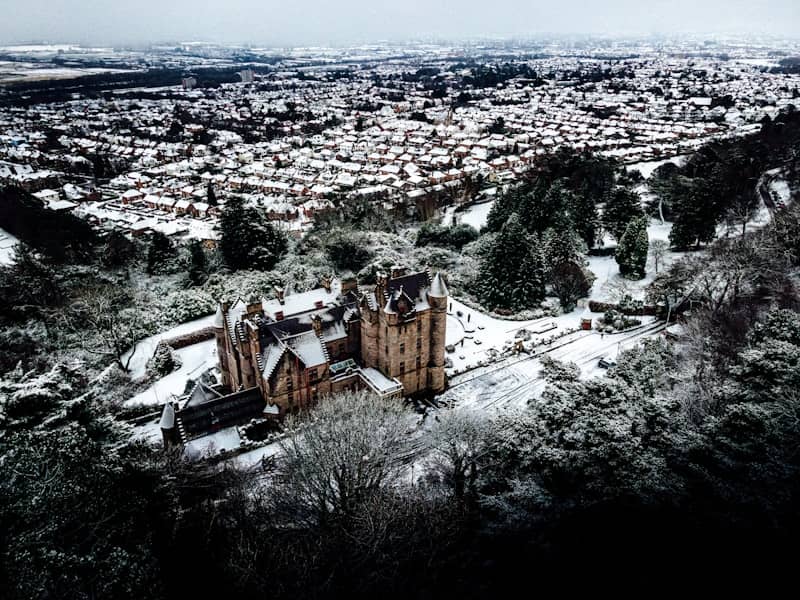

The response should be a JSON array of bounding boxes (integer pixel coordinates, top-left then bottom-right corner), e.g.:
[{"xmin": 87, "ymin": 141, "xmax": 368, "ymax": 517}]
[
  {"xmin": 246, "ymin": 301, "xmax": 263, "ymax": 316},
  {"xmin": 321, "ymin": 276, "xmax": 331, "ymax": 293},
  {"xmin": 274, "ymin": 285, "xmax": 285, "ymax": 305},
  {"xmin": 375, "ymin": 272, "xmax": 388, "ymax": 301},
  {"xmin": 311, "ymin": 314, "xmax": 323, "ymax": 337},
  {"xmin": 390, "ymin": 265, "xmax": 406, "ymax": 279}
]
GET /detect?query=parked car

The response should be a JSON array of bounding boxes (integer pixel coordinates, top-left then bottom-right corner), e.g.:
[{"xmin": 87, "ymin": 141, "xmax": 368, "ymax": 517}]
[
  {"xmin": 532, "ymin": 321, "xmax": 557, "ymax": 334},
  {"xmin": 598, "ymin": 356, "xmax": 617, "ymax": 368}
]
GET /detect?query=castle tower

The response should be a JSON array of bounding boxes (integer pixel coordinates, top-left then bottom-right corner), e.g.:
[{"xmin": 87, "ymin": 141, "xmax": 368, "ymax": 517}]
[
  {"xmin": 213, "ymin": 303, "xmax": 230, "ymax": 388},
  {"xmin": 427, "ymin": 272, "xmax": 448, "ymax": 393},
  {"xmin": 360, "ymin": 284, "xmax": 381, "ymax": 370},
  {"xmin": 159, "ymin": 402, "xmax": 177, "ymax": 448}
]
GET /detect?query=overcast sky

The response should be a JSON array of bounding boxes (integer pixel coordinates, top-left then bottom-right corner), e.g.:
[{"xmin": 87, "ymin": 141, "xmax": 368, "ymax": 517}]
[{"xmin": 0, "ymin": 0, "xmax": 798, "ymax": 47}]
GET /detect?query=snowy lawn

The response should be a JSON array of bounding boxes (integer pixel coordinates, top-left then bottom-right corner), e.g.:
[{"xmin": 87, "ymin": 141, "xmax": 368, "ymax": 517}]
[
  {"xmin": 587, "ymin": 219, "xmax": 690, "ymax": 303},
  {"xmin": 442, "ymin": 317, "xmax": 660, "ymax": 412},
  {"xmin": 125, "ymin": 339, "xmax": 217, "ymax": 407},
  {"xmin": 0, "ymin": 226, "xmax": 19, "ymax": 265},
  {"xmin": 122, "ymin": 313, "xmax": 217, "ymax": 380},
  {"xmin": 443, "ymin": 200, "xmax": 494, "ymax": 230},
  {"xmin": 445, "ymin": 298, "xmax": 586, "ymax": 376}
]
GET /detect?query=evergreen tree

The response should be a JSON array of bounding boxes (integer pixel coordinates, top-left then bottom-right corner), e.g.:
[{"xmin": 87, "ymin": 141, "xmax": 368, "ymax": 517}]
[
  {"xmin": 541, "ymin": 226, "xmax": 587, "ymax": 280},
  {"xmin": 668, "ymin": 179, "xmax": 718, "ymax": 249},
  {"xmin": 148, "ymin": 342, "xmax": 181, "ymax": 376},
  {"xmin": 615, "ymin": 216, "xmax": 649, "ymax": 279},
  {"xmin": 0, "ymin": 244, "xmax": 62, "ymax": 317},
  {"xmin": 477, "ymin": 213, "xmax": 545, "ymax": 311},
  {"xmin": 517, "ymin": 179, "xmax": 566, "ymax": 233},
  {"xmin": 206, "ymin": 181, "xmax": 218, "ymax": 206},
  {"xmin": 219, "ymin": 196, "xmax": 287, "ymax": 271},
  {"xmin": 485, "ymin": 187, "xmax": 517, "ymax": 233},
  {"xmin": 145, "ymin": 231, "xmax": 175, "ymax": 275},
  {"xmin": 101, "ymin": 230, "xmax": 136, "ymax": 268},
  {"xmin": 567, "ymin": 187, "xmax": 600, "ymax": 248},
  {"xmin": 187, "ymin": 239, "xmax": 208, "ymax": 286},
  {"xmin": 602, "ymin": 186, "xmax": 644, "ymax": 241}
]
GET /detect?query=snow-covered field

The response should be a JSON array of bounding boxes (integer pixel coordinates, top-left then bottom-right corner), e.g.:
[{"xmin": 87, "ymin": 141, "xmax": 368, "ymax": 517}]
[
  {"xmin": 445, "ymin": 298, "xmax": 585, "ymax": 375},
  {"xmin": 125, "ymin": 339, "xmax": 217, "ymax": 407},
  {"xmin": 122, "ymin": 314, "xmax": 217, "ymax": 380},
  {"xmin": 440, "ymin": 318, "xmax": 662, "ymax": 412},
  {"xmin": 184, "ymin": 427, "xmax": 242, "ymax": 459},
  {"xmin": 626, "ymin": 155, "xmax": 688, "ymax": 179},
  {"xmin": 443, "ymin": 200, "xmax": 494, "ymax": 230},
  {"xmin": 0, "ymin": 227, "xmax": 19, "ymax": 265}
]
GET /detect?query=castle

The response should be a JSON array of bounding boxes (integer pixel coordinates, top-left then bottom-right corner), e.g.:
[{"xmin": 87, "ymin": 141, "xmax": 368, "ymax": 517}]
[{"xmin": 162, "ymin": 267, "xmax": 448, "ymax": 445}]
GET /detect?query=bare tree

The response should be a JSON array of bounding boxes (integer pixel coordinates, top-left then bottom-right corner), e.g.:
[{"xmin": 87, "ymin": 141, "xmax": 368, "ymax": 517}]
[
  {"xmin": 426, "ymin": 409, "xmax": 494, "ymax": 505},
  {"xmin": 272, "ymin": 391, "xmax": 411, "ymax": 528},
  {"xmin": 66, "ymin": 286, "xmax": 148, "ymax": 372},
  {"xmin": 649, "ymin": 239, "xmax": 670, "ymax": 274}
]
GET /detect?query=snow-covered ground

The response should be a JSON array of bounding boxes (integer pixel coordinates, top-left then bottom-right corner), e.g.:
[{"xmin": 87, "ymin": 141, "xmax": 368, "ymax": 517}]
[
  {"xmin": 587, "ymin": 219, "xmax": 686, "ymax": 303},
  {"xmin": 0, "ymin": 227, "xmax": 19, "ymax": 265},
  {"xmin": 441, "ymin": 319, "xmax": 662, "ymax": 413},
  {"xmin": 233, "ymin": 440, "xmax": 281, "ymax": 469},
  {"xmin": 626, "ymin": 155, "xmax": 688, "ymax": 179},
  {"xmin": 122, "ymin": 313, "xmax": 217, "ymax": 380},
  {"xmin": 125, "ymin": 339, "xmax": 217, "ymax": 407},
  {"xmin": 445, "ymin": 298, "xmax": 585, "ymax": 375},
  {"xmin": 770, "ymin": 178, "xmax": 793, "ymax": 205},
  {"xmin": 443, "ymin": 200, "xmax": 494, "ymax": 230}
]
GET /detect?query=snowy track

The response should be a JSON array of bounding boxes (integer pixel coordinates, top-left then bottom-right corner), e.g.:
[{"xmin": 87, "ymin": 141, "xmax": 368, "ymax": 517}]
[{"xmin": 439, "ymin": 321, "xmax": 666, "ymax": 412}]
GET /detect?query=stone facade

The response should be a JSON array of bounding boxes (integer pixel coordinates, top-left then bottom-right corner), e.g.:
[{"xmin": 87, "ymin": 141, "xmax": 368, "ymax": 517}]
[{"xmin": 213, "ymin": 268, "xmax": 447, "ymax": 418}]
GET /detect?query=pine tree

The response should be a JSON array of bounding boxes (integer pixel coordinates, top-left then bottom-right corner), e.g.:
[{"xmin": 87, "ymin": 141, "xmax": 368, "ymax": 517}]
[
  {"xmin": 145, "ymin": 231, "xmax": 175, "ymax": 275},
  {"xmin": 477, "ymin": 213, "xmax": 545, "ymax": 312},
  {"xmin": 567, "ymin": 188, "xmax": 600, "ymax": 248},
  {"xmin": 219, "ymin": 195, "xmax": 287, "ymax": 271},
  {"xmin": 187, "ymin": 239, "xmax": 208, "ymax": 286},
  {"xmin": 668, "ymin": 179, "xmax": 718, "ymax": 249},
  {"xmin": 541, "ymin": 226, "xmax": 587, "ymax": 281},
  {"xmin": 206, "ymin": 182, "xmax": 218, "ymax": 206},
  {"xmin": 550, "ymin": 260, "xmax": 595, "ymax": 311},
  {"xmin": 616, "ymin": 216, "xmax": 649, "ymax": 279},
  {"xmin": 485, "ymin": 187, "xmax": 517, "ymax": 233},
  {"xmin": 602, "ymin": 186, "xmax": 644, "ymax": 241}
]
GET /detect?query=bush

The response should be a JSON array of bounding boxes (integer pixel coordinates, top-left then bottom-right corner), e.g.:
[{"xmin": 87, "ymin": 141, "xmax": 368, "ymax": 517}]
[{"xmin": 164, "ymin": 289, "xmax": 216, "ymax": 324}]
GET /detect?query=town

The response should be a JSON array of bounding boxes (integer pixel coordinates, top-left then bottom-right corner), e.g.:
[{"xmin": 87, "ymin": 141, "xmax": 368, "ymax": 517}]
[{"xmin": 1, "ymin": 38, "xmax": 797, "ymax": 248}]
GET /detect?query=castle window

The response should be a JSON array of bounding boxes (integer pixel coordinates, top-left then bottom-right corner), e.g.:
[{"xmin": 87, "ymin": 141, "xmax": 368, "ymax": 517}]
[
  {"xmin": 400, "ymin": 342, "xmax": 405, "ymax": 355},
  {"xmin": 338, "ymin": 342, "xmax": 345, "ymax": 356},
  {"xmin": 385, "ymin": 345, "xmax": 388, "ymax": 355},
  {"xmin": 399, "ymin": 361, "xmax": 405, "ymax": 375},
  {"xmin": 416, "ymin": 337, "xmax": 422, "ymax": 350},
  {"xmin": 287, "ymin": 377, "xmax": 293, "ymax": 391},
  {"xmin": 417, "ymin": 320, "xmax": 422, "ymax": 332},
  {"xmin": 308, "ymin": 368, "xmax": 318, "ymax": 381},
  {"xmin": 416, "ymin": 356, "xmax": 421, "ymax": 369}
]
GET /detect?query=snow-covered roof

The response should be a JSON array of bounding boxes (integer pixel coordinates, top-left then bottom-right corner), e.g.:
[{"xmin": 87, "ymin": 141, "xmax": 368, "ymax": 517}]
[
  {"xmin": 429, "ymin": 272, "xmax": 448, "ymax": 298},
  {"xmin": 159, "ymin": 403, "xmax": 175, "ymax": 429}
]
